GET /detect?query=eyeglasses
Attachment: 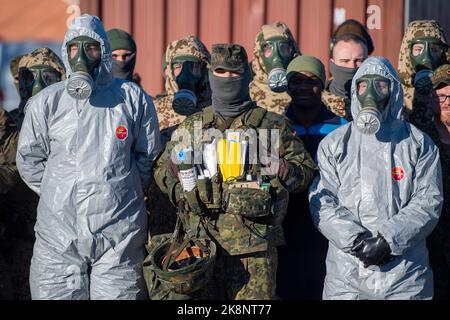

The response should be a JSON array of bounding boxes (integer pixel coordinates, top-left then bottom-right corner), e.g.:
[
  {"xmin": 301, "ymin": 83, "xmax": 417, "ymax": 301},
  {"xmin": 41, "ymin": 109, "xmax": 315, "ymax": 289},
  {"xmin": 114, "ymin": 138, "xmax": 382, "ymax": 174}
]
[{"xmin": 437, "ymin": 94, "xmax": 450, "ymax": 103}]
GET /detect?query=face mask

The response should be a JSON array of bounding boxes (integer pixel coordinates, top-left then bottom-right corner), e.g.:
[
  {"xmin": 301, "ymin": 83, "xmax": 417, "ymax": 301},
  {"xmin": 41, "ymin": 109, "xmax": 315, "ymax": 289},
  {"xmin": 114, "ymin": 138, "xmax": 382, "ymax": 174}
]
[
  {"xmin": 329, "ymin": 61, "xmax": 358, "ymax": 98},
  {"xmin": 66, "ymin": 36, "xmax": 101, "ymax": 100},
  {"xmin": 209, "ymin": 69, "xmax": 253, "ymax": 118},
  {"xmin": 173, "ymin": 59, "xmax": 205, "ymax": 92},
  {"xmin": 355, "ymin": 75, "xmax": 391, "ymax": 135},
  {"xmin": 19, "ymin": 65, "xmax": 61, "ymax": 101},
  {"xmin": 172, "ymin": 89, "xmax": 198, "ymax": 116},
  {"xmin": 112, "ymin": 52, "xmax": 136, "ymax": 81},
  {"xmin": 261, "ymin": 36, "xmax": 295, "ymax": 92},
  {"xmin": 410, "ymin": 37, "xmax": 447, "ymax": 72}
]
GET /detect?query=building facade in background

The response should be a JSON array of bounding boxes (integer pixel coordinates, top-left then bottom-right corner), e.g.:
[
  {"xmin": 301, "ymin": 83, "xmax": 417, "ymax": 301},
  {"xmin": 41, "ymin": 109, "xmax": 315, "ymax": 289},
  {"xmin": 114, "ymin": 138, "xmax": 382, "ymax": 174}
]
[{"xmin": 1, "ymin": 0, "xmax": 448, "ymax": 101}]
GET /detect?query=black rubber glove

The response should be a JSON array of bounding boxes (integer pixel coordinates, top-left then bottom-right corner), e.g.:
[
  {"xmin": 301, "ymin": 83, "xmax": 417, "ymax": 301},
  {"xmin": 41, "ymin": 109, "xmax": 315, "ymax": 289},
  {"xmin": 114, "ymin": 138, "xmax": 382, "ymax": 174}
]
[{"xmin": 351, "ymin": 233, "xmax": 393, "ymax": 268}]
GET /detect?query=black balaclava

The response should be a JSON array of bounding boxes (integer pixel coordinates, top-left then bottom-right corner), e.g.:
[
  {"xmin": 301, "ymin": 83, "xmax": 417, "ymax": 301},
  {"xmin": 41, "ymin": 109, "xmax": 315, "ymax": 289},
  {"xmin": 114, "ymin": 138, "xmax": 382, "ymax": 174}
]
[
  {"xmin": 209, "ymin": 68, "xmax": 254, "ymax": 119},
  {"xmin": 329, "ymin": 61, "xmax": 358, "ymax": 99},
  {"xmin": 107, "ymin": 28, "xmax": 137, "ymax": 81}
]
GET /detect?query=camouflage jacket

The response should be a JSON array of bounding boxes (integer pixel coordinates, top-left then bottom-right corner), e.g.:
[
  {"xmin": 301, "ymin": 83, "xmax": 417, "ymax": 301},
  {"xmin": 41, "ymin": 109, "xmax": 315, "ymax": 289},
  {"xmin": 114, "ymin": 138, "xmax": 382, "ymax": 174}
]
[
  {"xmin": 249, "ymin": 22, "xmax": 300, "ymax": 115},
  {"xmin": 398, "ymin": 20, "xmax": 450, "ymax": 131},
  {"xmin": 147, "ymin": 36, "xmax": 211, "ymax": 242},
  {"xmin": 156, "ymin": 34, "xmax": 211, "ymax": 137},
  {"xmin": 0, "ymin": 106, "xmax": 38, "ymax": 225},
  {"xmin": 321, "ymin": 86, "xmax": 352, "ymax": 121},
  {"xmin": 154, "ymin": 105, "xmax": 317, "ymax": 255},
  {"xmin": 0, "ymin": 107, "xmax": 20, "ymax": 195}
]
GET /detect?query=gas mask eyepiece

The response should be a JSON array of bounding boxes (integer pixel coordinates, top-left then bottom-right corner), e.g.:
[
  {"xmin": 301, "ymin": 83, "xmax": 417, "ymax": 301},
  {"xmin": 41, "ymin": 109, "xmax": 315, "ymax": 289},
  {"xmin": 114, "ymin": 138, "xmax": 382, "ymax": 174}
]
[{"xmin": 410, "ymin": 37, "xmax": 447, "ymax": 72}]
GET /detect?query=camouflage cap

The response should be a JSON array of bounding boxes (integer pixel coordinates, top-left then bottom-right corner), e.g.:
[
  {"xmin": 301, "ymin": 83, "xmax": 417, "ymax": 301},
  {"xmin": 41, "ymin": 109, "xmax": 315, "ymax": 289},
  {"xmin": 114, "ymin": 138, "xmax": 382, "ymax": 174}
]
[
  {"xmin": 210, "ymin": 43, "xmax": 249, "ymax": 72},
  {"xmin": 433, "ymin": 64, "xmax": 450, "ymax": 88}
]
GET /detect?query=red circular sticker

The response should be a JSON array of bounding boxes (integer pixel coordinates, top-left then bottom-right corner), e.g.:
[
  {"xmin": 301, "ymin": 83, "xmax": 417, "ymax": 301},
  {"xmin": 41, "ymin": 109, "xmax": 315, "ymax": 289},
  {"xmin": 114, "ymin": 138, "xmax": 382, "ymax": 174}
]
[
  {"xmin": 392, "ymin": 167, "xmax": 405, "ymax": 181},
  {"xmin": 115, "ymin": 125, "xmax": 128, "ymax": 140}
]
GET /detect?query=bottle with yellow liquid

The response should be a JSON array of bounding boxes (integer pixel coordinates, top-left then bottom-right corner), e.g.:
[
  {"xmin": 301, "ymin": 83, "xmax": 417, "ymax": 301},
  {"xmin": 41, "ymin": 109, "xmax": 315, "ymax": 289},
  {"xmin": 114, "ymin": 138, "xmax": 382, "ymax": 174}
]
[{"xmin": 217, "ymin": 132, "xmax": 247, "ymax": 181}]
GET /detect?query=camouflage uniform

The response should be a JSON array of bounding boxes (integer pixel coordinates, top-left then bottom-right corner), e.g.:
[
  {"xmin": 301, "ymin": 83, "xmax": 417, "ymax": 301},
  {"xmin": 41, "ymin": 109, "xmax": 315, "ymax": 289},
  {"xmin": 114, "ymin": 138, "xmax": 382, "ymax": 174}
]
[
  {"xmin": 321, "ymin": 85, "xmax": 351, "ymax": 120},
  {"xmin": 398, "ymin": 20, "xmax": 450, "ymax": 133},
  {"xmin": 155, "ymin": 36, "xmax": 211, "ymax": 144},
  {"xmin": 0, "ymin": 48, "xmax": 65, "ymax": 299},
  {"xmin": 0, "ymin": 107, "xmax": 18, "ymax": 300},
  {"xmin": 10, "ymin": 55, "xmax": 24, "ymax": 93},
  {"xmin": 152, "ymin": 44, "xmax": 317, "ymax": 300},
  {"xmin": 397, "ymin": 24, "xmax": 450, "ymax": 299},
  {"xmin": 146, "ymin": 36, "xmax": 211, "ymax": 247},
  {"xmin": 249, "ymin": 22, "xmax": 300, "ymax": 115},
  {"xmin": 0, "ymin": 55, "xmax": 24, "ymax": 299}
]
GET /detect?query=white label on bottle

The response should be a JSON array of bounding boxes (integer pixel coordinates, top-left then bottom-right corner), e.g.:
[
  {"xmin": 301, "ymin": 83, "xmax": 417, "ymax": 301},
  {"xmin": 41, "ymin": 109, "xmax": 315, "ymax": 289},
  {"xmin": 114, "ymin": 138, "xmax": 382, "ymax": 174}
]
[{"xmin": 179, "ymin": 167, "xmax": 197, "ymax": 192}]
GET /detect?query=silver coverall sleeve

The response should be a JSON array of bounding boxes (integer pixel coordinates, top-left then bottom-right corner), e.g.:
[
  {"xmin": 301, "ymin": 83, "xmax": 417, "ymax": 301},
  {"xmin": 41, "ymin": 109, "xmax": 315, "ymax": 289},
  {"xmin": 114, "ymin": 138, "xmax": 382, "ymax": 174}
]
[
  {"xmin": 16, "ymin": 99, "xmax": 50, "ymax": 196},
  {"xmin": 134, "ymin": 93, "xmax": 161, "ymax": 189},
  {"xmin": 309, "ymin": 142, "xmax": 368, "ymax": 252},
  {"xmin": 379, "ymin": 135, "xmax": 443, "ymax": 256}
]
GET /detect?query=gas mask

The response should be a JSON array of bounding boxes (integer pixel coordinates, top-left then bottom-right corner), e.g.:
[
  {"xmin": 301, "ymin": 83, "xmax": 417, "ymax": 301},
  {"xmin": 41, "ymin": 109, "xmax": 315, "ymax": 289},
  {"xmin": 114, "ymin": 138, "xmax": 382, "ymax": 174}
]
[
  {"xmin": 410, "ymin": 37, "xmax": 447, "ymax": 95},
  {"xmin": 19, "ymin": 65, "xmax": 61, "ymax": 101},
  {"xmin": 355, "ymin": 75, "xmax": 391, "ymax": 135},
  {"xmin": 260, "ymin": 36, "xmax": 296, "ymax": 93},
  {"xmin": 66, "ymin": 36, "xmax": 101, "ymax": 100},
  {"xmin": 171, "ymin": 56, "xmax": 205, "ymax": 115}
]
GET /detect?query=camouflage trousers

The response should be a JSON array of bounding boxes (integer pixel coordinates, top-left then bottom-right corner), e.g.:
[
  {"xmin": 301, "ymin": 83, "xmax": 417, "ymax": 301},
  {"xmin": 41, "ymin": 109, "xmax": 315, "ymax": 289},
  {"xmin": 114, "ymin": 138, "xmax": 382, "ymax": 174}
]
[{"xmin": 196, "ymin": 245, "xmax": 278, "ymax": 300}]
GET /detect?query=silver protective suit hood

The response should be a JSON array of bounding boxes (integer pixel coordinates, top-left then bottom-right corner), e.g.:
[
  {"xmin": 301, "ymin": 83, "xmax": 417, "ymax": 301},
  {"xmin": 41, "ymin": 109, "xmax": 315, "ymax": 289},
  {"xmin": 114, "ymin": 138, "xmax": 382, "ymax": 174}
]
[
  {"xmin": 309, "ymin": 56, "xmax": 443, "ymax": 300},
  {"xmin": 62, "ymin": 14, "xmax": 113, "ymax": 91},
  {"xmin": 16, "ymin": 14, "xmax": 161, "ymax": 300},
  {"xmin": 351, "ymin": 57, "xmax": 403, "ymax": 134}
]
